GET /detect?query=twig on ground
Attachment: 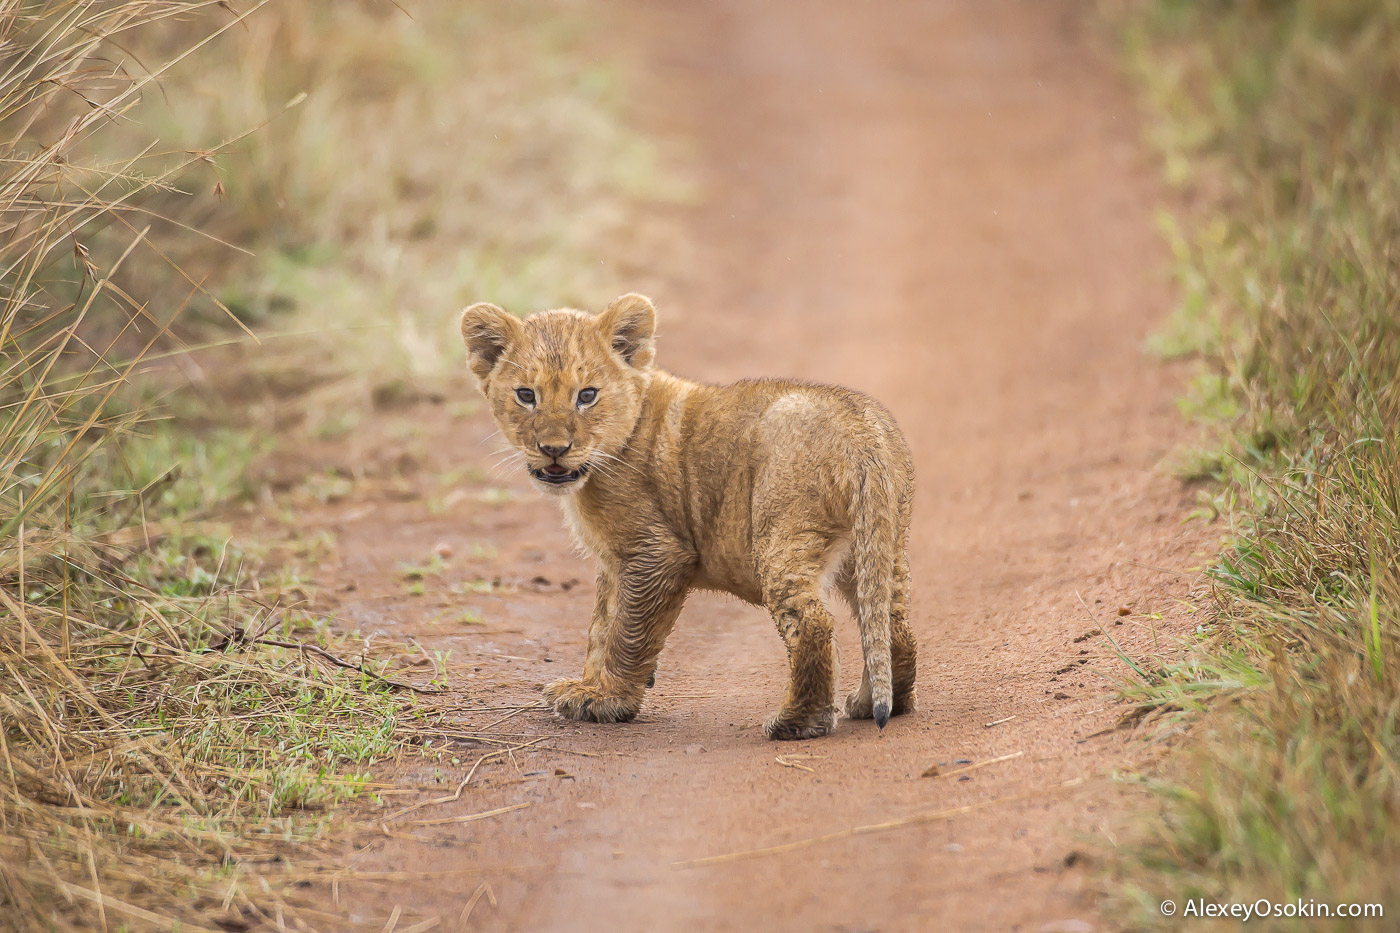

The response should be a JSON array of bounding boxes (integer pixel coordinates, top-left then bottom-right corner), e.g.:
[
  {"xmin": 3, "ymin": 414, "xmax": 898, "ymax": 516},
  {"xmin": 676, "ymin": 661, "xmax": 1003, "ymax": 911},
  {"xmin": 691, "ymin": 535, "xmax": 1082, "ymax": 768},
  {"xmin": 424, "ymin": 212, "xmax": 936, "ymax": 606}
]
[
  {"xmin": 404, "ymin": 730, "xmax": 602, "ymax": 757},
  {"xmin": 477, "ymin": 704, "xmax": 543, "ymax": 731},
  {"xmin": 922, "ymin": 750, "xmax": 1023, "ymax": 780},
  {"xmin": 397, "ymin": 918, "xmax": 441, "ymax": 933},
  {"xmin": 58, "ymin": 879, "xmax": 224, "ymax": 933},
  {"xmin": 774, "ymin": 754, "xmax": 826, "ymax": 773},
  {"xmin": 459, "ymin": 882, "xmax": 497, "ymax": 927},
  {"xmin": 254, "ymin": 637, "xmax": 446, "ymax": 694},
  {"xmin": 382, "ymin": 742, "xmax": 544, "ymax": 821},
  {"xmin": 377, "ymin": 827, "xmax": 440, "ymax": 844},
  {"xmin": 403, "ymin": 801, "xmax": 531, "ymax": 827}
]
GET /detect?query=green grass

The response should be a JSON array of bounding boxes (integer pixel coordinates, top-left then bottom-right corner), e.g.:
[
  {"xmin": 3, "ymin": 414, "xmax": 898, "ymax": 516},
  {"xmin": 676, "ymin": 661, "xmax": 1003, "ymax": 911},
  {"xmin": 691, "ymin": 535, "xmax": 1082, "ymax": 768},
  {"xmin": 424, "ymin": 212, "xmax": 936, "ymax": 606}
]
[{"xmin": 1109, "ymin": 0, "xmax": 1400, "ymax": 928}]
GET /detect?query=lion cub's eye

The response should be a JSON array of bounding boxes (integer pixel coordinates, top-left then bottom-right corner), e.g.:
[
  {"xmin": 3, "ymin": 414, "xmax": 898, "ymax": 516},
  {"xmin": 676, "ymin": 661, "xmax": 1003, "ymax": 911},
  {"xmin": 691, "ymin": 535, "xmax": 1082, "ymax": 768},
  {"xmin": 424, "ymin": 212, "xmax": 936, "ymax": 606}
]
[
  {"xmin": 515, "ymin": 387, "xmax": 536, "ymax": 406},
  {"xmin": 576, "ymin": 387, "xmax": 598, "ymax": 407}
]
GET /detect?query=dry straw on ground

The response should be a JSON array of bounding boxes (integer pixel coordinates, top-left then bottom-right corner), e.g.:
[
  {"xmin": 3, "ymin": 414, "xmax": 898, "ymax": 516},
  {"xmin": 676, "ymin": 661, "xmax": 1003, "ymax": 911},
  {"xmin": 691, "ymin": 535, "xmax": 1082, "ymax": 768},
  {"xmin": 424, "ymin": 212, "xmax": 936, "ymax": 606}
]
[{"xmin": 0, "ymin": 4, "xmax": 431, "ymax": 929}]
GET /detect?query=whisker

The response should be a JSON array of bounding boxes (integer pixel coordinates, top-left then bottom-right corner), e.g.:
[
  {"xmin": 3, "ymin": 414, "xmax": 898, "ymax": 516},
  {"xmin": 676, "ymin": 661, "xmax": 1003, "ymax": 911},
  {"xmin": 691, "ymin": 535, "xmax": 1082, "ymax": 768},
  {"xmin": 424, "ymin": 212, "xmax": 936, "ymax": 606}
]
[
  {"xmin": 587, "ymin": 449, "xmax": 642, "ymax": 477},
  {"xmin": 488, "ymin": 454, "xmax": 526, "ymax": 475},
  {"xmin": 584, "ymin": 459, "xmax": 626, "ymax": 482}
]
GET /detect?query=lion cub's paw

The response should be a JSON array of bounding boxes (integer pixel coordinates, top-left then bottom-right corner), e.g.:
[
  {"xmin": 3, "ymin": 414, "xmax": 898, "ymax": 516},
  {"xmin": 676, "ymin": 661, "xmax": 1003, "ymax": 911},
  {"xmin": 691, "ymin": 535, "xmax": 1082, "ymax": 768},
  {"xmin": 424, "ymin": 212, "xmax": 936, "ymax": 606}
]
[
  {"xmin": 843, "ymin": 687, "xmax": 874, "ymax": 720},
  {"xmin": 763, "ymin": 707, "xmax": 838, "ymax": 741},
  {"xmin": 543, "ymin": 678, "xmax": 641, "ymax": 723},
  {"xmin": 845, "ymin": 688, "xmax": 916, "ymax": 721}
]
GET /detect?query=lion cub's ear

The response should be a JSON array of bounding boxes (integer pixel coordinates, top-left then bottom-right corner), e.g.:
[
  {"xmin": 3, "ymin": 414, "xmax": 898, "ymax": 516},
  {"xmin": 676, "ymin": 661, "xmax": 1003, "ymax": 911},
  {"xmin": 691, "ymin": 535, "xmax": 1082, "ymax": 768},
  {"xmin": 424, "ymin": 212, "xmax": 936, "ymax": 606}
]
[
  {"xmin": 596, "ymin": 293, "xmax": 657, "ymax": 370},
  {"xmin": 460, "ymin": 302, "xmax": 524, "ymax": 385}
]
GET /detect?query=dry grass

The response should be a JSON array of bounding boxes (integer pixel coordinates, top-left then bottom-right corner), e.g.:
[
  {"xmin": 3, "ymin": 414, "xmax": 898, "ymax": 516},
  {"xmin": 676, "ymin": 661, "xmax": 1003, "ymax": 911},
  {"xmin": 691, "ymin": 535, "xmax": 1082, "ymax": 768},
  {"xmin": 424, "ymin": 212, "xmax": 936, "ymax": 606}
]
[
  {"xmin": 4, "ymin": 1, "xmax": 673, "ymax": 926},
  {"xmin": 1107, "ymin": 0, "xmax": 1400, "ymax": 926},
  {"xmin": 0, "ymin": 0, "xmax": 410, "ymax": 919},
  {"xmin": 2, "ymin": 1, "xmax": 665, "ymax": 928}
]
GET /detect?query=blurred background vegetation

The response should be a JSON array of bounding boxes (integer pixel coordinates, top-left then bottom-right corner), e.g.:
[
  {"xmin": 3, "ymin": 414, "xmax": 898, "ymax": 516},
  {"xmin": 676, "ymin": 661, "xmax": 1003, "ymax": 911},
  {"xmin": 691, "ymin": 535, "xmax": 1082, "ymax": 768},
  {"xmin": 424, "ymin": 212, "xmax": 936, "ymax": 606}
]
[
  {"xmin": 7, "ymin": 0, "xmax": 1398, "ymax": 929},
  {"xmin": 1109, "ymin": 0, "xmax": 1400, "ymax": 926},
  {"xmin": 1, "ymin": 1, "xmax": 677, "ymax": 928}
]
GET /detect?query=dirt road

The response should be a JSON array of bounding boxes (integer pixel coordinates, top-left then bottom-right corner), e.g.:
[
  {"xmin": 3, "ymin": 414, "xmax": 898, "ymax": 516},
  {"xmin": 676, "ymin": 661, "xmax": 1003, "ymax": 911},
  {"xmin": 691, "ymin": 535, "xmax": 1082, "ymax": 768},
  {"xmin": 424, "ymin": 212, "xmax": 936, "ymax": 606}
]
[{"xmin": 282, "ymin": 3, "xmax": 1203, "ymax": 930}]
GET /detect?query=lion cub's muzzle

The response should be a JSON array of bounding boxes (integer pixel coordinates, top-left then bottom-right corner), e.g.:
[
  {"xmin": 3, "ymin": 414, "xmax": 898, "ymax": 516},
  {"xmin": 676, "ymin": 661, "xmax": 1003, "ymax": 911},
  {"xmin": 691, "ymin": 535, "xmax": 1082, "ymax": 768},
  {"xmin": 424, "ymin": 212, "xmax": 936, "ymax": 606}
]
[{"xmin": 532, "ymin": 461, "xmax": 589, "ymax": 486}]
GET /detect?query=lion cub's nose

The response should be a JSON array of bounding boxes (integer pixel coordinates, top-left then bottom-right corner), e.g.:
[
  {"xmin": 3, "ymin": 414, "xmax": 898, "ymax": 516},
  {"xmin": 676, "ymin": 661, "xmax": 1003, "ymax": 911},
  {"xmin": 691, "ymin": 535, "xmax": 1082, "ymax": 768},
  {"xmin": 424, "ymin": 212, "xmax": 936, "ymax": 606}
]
[{"xmin": 538, "ymin": 443, "xmax": 571, "ymax": 460}]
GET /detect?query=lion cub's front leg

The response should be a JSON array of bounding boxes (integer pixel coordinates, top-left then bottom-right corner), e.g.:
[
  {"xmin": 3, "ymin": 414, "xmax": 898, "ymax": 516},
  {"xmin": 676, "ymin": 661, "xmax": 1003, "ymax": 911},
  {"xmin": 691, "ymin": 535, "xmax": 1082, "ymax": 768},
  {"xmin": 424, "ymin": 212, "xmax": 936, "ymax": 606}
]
[
  {"xmin": 544, "ymin": 558, "xmax": 689, "ymax": 724},
  {"xmin": 544, "ymin": 569, "xmax": 637, "ymax": 722}
]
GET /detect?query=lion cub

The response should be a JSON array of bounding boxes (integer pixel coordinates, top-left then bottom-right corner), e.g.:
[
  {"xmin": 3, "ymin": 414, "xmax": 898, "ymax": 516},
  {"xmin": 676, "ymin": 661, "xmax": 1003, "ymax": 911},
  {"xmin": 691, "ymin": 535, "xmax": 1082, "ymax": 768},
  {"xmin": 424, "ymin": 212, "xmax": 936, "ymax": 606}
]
[{"xmin": 459, "ymin": 294, "xmax": 916, "ymax": 739}]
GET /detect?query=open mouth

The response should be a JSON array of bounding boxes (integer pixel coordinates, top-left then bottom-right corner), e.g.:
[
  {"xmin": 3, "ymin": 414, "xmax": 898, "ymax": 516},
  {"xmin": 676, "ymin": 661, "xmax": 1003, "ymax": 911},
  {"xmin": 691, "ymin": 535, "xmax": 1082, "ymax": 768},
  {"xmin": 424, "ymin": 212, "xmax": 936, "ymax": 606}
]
[{"xmin": 531, "ymin": 462, "xmax": 588, "ymax": 485}]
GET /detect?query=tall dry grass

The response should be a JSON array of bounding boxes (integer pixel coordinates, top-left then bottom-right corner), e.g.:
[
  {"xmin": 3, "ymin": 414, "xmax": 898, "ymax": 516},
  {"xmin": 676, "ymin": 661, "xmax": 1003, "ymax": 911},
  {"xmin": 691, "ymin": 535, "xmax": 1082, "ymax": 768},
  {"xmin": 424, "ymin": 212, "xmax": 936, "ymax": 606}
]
[
  {"xmin": 4, "ymin": 0, "xmax": 677, "ymax": 926},
  {"xmin": 1, "ymin": 4, "xmax": 434, "ymax": 929}
]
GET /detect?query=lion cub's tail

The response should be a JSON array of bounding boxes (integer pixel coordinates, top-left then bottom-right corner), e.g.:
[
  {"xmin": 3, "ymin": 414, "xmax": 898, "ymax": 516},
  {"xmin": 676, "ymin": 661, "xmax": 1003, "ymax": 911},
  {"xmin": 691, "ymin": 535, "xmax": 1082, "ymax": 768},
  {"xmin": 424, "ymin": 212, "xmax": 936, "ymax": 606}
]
[{"xmin": 851, "ymin": 456, "xmax": 898, "ymax": 729}]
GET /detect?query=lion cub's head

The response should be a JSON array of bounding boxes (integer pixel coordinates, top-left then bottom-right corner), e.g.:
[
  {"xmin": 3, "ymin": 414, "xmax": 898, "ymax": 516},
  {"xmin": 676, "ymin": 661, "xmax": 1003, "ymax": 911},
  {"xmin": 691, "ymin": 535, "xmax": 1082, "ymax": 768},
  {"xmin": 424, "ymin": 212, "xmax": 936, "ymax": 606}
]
[{"xmin": 459, "ymin": 293, "xmax": 657, "ymax": 496}]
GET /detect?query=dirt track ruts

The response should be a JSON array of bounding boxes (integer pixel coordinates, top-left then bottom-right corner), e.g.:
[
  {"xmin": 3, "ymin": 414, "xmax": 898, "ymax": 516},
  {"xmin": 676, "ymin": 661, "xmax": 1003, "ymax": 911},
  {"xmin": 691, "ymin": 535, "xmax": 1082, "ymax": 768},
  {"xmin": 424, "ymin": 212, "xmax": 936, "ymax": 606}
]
[{"xmin": 287, "ymin": 3, "xmax": 1206, "ymax": 930}]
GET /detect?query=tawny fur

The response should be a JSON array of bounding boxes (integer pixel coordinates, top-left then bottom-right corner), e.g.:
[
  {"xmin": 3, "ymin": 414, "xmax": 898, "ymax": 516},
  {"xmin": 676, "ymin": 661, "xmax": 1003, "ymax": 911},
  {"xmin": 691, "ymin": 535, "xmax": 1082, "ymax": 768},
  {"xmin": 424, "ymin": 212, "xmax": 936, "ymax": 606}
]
[{"xmin": 459, "ymin": 294, "xmax": 917, "ymax": 739}]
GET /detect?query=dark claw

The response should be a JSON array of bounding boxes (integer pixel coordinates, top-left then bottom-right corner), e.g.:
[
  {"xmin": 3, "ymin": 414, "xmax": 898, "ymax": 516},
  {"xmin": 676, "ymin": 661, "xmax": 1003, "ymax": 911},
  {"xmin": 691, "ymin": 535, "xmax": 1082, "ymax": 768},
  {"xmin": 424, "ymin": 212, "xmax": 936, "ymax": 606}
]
[{"xmin": 645, "ymin": 672, "xmax": 656, "ymax": 688}]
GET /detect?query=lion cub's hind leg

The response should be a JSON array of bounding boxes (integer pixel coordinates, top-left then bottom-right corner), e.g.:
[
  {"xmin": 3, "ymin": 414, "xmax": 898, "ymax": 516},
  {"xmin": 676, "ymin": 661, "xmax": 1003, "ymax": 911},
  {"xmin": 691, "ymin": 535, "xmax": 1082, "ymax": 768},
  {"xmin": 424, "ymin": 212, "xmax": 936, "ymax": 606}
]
[
  {"xmin": 888, "ymin": 551, "xmax": 918, "ymax": 715},
  {"xmin": 759, "ymin": 533, "xmax": 841, "ymax": 740},
  {"xmin": 835, "ymin": 562, "xmax": 875, "ymax": 721}
]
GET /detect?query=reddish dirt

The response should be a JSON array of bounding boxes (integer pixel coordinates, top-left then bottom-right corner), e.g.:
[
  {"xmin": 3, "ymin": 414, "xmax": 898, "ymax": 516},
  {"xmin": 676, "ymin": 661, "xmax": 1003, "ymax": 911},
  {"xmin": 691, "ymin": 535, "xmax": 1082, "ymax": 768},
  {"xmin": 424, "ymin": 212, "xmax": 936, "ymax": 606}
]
[{"xmin": 257, "ymin": 3, "xmax": 1210, "ymax": 930}]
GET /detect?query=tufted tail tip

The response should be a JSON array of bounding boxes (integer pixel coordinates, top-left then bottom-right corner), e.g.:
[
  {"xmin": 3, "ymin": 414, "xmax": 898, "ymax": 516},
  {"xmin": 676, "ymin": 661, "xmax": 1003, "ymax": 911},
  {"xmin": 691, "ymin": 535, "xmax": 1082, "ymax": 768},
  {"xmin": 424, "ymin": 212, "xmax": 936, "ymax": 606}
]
[{"xmin": 874, "ymin": 701, "xmax": 891, "ymax": 730}]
